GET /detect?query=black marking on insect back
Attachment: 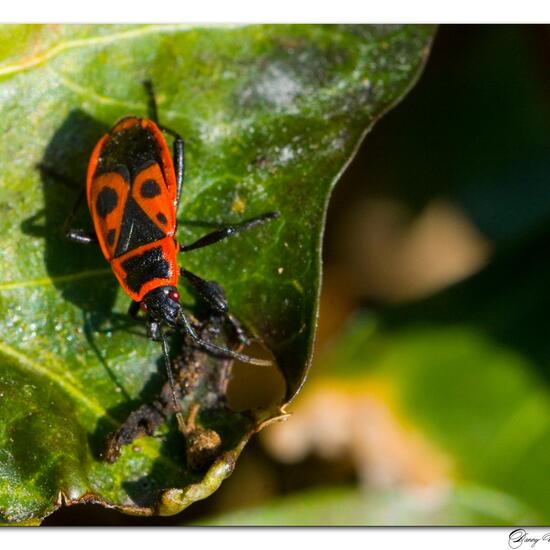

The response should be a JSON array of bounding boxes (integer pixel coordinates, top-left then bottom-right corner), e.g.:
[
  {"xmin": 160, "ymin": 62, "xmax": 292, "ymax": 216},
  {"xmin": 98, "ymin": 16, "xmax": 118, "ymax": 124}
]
[
  {"xmin": 121, "ymin": 246, "xmax": 171, "ymax": 294},
  {"xmin": 106, "ymin": 229, "xmax": 116, "ymax": 246},
  {"xmin": 96, "ymin": 187, "xmax": 118, "ymax": 218},
  {"xmin": 141, "ymin": 179, "xmax": 161, "ymax": 198},
  {"xmin": 108, "ymin": 165, "xmax": 131, "ymax": 183},
  {"xmin": 156, "ymin": 212, "xmax": 167, "ymax": 225},
  {"xmin": 115, "ymin": 196, "xmax": 166, "ymax": 257},
  {"xmin": 97, "ymin": 123, "xmax": 163, "ymax": 180}
]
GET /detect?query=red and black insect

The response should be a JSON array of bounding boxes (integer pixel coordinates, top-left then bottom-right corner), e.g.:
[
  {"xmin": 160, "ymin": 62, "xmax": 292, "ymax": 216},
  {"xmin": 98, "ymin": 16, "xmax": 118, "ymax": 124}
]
[{"xmin": 64, "ymin": 81, "xmax": 277, "ymax": 413}]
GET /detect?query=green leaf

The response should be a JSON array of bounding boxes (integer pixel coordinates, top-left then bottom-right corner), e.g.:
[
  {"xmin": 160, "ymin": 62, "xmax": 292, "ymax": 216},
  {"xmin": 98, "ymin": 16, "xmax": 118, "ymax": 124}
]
[
  {"xmin": 371, "ymin": 235, "xmax": 550, "ymax": 522},
  {"xmin": 0, "ymin": 24, "xmax": 434, "ymax": 523},
  {"xmin": 195, "ymin": 484, "xmax": 538, "ymax": 526}
]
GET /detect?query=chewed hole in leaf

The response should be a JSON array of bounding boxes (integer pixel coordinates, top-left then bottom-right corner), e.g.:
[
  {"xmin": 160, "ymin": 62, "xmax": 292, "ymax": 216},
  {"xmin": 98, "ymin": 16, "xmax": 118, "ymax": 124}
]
[{"xmin": 226, "ymin": 341, "xmax": 286, "ymax": 412}]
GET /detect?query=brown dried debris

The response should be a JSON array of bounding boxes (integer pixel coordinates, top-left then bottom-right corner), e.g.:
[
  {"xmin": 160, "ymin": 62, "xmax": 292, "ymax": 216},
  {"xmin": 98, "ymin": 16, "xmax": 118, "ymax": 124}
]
[{"xmin": 104, "ymin": 312, "xmax": 240, "ymax": 468}]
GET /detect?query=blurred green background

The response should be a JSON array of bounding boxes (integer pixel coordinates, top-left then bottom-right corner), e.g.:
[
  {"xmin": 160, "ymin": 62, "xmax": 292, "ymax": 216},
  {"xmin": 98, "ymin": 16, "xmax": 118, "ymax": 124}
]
[{"xmin": 45, "ymin": 24, "xmax": 550, "ymax": 525}]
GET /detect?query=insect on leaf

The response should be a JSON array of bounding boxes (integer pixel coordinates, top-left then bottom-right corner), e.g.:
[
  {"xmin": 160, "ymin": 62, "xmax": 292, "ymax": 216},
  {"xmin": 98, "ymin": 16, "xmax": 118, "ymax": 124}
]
[{"xmin": 0, "ymin": 24, "xmax": 435, "ymax": 523}]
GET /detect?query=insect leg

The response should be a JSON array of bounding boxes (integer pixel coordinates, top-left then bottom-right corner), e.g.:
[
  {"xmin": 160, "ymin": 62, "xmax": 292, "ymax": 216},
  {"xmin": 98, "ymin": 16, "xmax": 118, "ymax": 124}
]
[
  {"xmin": 157, "ymin": 127, "xmax": 184, "ymax": 208},
  {"xmin": 180, "ymin": 268, "xmax": 228, "ymax": 313},
  {"xmin": 143, "ymin": 80, "xmax": 185, "ymax": 208},
  {"xmin": 180, "ymin": 268, "xmax": 250, "ymax": 345},
  {"xmin": 171, "ymin": 134, "xmax": 184, "ymax": 208},
  {"xmin": 143, "ymin": 79, "xmax": 160, "ymax": 125},
  {"xmin": 179, "ymin": 211, "xmax": 279, "ymax": 253},
  {"xmin": 158, "ymin": 126, "xmax": 184, "ymax": 208},
  {"xmin": 66, "ymin": 229, "xmax": 98, "ymax": 245},
  {"xmin": 128, "ymin": 300, "xmax": 141, "ymax": 318},
  {"xmin": 63, "ymin": 188, "xmax": 98, "ymax": 244},
  {"xmin": 147, "ymin": 319, "xmax": 162, "ymax": 341},
  {"xmin": 158, "ymin": 325, "xmax": 187, "ymax": 433},
  {"xmin": 225, "ymin": 313, "xmax": 251, "ymax": 346},
  {"xmin": 38, "ymin": 163, "xmax": 98, "ymax": 245},
  {"xmin": 179, "ymin": 313, "xmax": 270, "ymax": 366}
]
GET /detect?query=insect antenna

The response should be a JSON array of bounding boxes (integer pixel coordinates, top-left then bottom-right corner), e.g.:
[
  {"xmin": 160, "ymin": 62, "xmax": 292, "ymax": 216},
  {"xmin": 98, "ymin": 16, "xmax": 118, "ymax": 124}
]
[
  {"xmin": 178, "ymin": 314, "xmax": 272, "ymax": 366},
  {"xmin": 158, "ymin": 325, "xmax": 187, "ymax": 433}
]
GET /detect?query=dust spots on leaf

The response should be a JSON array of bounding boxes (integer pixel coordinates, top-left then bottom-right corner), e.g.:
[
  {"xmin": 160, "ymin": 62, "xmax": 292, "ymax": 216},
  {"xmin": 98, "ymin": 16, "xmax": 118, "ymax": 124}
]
[
  {"xmin": 239, "ymin": 62, "xmax": 302, "ymax": 113},
  {"xmin": 236, "ymin": 42, "xmax": 351, "ymax": 115}
]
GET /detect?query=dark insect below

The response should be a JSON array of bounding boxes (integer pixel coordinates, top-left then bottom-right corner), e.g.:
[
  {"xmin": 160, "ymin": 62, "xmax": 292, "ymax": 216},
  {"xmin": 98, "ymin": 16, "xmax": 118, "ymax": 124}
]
[{"xmin": 104, "ymin": 311, "xmax": 256, "ymax": 471}]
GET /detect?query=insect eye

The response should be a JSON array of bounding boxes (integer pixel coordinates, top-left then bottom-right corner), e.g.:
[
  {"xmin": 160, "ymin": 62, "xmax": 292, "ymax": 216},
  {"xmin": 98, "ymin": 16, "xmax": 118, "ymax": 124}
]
[
  {"xmin": 140, "ymin": 302, "xmax": 148, "ymax": 312},
  {"xmin": 168, "ymin": 290, "xmax": 180, "ymax": 302}
]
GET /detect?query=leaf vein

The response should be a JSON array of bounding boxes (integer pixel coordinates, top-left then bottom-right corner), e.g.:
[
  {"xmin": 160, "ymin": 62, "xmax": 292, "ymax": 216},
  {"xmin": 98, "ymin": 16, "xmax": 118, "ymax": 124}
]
[
  {"xmin": 0, "ymin": 268, "xmax": 111, "ymax": 291},
  {"xmin": 0, "ymin": 24, "xmax": 243, "ymax": 78},
  {"xmin": 0, "ymin": 339, "xmax": 107, "ymax": 418},
  {"xmin": 0, "ymin": 340, "xmax": 180, "ymax": 471}
]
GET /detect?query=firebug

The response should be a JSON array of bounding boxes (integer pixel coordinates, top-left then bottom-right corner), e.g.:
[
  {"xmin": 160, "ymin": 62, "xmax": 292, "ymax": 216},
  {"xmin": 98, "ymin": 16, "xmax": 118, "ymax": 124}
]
[{"xmin": 63, "ymin": 81, "xmax": 278, "ymax": 420}]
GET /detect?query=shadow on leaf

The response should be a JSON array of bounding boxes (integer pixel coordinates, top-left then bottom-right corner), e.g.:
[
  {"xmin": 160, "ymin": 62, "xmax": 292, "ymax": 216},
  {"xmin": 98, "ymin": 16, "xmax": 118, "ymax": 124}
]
[{"xmin": 21, "ymin": 109, "xmax": 133, "ymax": 398}]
